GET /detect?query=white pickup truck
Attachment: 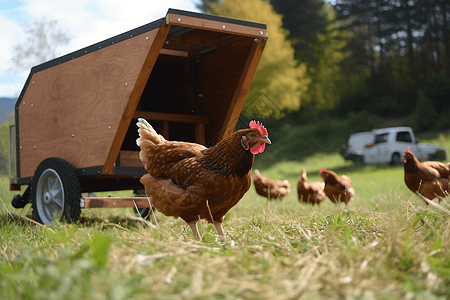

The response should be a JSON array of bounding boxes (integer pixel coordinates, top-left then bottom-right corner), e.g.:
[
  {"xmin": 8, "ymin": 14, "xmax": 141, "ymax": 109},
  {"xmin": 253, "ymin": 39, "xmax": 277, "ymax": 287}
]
[{"xmin": 340, "ymin": 126, "xmax": 447, "ymax": 164}]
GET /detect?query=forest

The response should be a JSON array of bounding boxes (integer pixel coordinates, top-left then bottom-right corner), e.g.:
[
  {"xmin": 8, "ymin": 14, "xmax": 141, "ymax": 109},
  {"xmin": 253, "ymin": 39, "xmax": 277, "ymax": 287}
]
[{"xmin": 197, "ymin": 0, "xmax": 450, "ymax": 134}]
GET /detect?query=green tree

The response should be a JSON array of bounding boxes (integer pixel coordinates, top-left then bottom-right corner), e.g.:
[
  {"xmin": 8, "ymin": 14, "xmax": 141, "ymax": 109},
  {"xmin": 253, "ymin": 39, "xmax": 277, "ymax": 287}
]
[
  {"xmin": 404, "ymin": 90, "xmax": 439, "ymax": 132},
  {"xmin": 305, "ymin": 4, "xmax": 350, "ymax": 110},
  {"xmin": 270, "ymin": 0, "xmax": 351, "ymax": 111},
  {"xmin": 270, "ymin": 0, "xmax": 328, "ymax": 67},
  {"xmin": 0, "ymin": 115, "xmax": 14, "ymax": 175},
  {"xmin": 209, "ymin": 0, "xmax": 310, "ymax": 117}
]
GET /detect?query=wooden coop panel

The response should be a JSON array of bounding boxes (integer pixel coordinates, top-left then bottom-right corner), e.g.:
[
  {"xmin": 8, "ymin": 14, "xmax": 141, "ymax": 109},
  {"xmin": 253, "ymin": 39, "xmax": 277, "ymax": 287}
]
[
  {"xmin": 101, "ymin": 22, "xmax": 172, "ymax": 174},
  {"xmin": 166, "ymin": 12, "xmax": 268, "ymax": 38},
  {"xmin": 18, "ymin": 30, "xmax": 158, "ymax": 178}
]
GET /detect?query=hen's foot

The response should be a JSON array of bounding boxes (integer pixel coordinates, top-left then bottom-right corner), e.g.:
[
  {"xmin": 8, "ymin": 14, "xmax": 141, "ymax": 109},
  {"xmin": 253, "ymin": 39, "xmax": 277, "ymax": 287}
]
[{"xmin": 188, "ymin": 221, "xmax": 201, "ymax": 240}]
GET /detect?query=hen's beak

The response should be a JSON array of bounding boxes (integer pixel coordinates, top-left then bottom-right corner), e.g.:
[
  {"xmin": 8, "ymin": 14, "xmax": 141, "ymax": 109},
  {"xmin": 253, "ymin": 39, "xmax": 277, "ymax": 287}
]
[{"xmin": 260, "ymin": 136, "xmax": 271, "ymax": 144}]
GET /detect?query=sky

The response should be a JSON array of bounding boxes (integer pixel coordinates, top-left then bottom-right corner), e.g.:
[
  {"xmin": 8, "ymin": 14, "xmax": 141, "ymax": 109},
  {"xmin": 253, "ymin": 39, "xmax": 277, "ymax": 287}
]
[{"xmin": 0, "ymin": 0, "xmax": 200, "ymax": 98}]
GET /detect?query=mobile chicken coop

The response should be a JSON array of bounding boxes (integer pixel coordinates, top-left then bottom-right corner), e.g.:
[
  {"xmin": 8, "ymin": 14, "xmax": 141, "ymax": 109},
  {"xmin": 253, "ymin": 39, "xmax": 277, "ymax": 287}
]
[{"xmin": 9, "ymin": 9, "xmax": 268, "ymax": 225}]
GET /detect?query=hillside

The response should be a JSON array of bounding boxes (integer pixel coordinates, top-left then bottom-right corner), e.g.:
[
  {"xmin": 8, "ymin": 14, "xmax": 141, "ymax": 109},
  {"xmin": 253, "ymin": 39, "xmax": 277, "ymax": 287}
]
[{"xmin": 0, "ymin": 97, "xmax": 15, "ymax": 124}]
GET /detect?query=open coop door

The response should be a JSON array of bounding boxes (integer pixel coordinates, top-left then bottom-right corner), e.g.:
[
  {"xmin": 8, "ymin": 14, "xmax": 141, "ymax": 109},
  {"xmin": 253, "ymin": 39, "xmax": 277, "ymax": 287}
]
[{"xmin": 111, "ymin": 9, "xmax": 269, "ymax": 176}]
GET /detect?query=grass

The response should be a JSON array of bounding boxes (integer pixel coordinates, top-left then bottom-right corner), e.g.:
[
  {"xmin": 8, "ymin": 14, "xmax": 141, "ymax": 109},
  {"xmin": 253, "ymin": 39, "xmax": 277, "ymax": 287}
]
[{"xmin": 2, "ymin": 134, "xmax": 450, "ymax": 299}]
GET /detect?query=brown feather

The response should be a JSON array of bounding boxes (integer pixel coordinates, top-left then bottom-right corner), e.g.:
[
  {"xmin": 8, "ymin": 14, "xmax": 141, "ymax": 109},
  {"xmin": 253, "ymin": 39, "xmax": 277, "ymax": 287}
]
[
  {"xmin": 297, "ymin": 169, "xmax": 326, "ymax": 205},
  {"xmin": 253, "ymin": 170, "xmax": 291, "ymax": 200},
  {"xmin": 403, "ymin": 150, "xmax": 450, "ymax": 204},
  {"xmin": 136, "ymin": 118, "xmax": 270, "ymax": 236},
  {"xmin": 321, "ymin": 169, "xmax": 355, "ymax": 205}
]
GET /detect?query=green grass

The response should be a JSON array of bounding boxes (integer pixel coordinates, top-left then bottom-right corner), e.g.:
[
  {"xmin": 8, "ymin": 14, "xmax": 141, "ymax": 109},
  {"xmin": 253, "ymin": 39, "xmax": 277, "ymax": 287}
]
[{"xmin": 2, "ymin": 133, "xmax": 450, "ymax": 299}]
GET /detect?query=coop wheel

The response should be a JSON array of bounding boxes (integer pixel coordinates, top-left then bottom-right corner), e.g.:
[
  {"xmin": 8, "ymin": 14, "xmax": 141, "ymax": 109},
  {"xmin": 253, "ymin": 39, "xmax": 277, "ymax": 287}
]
[
  {"xmin": 134, "ymin": 207, "xmax": 151, "ymax": 218},
  {"xmin": 133, "ymin": 204, "xmax": 155, "ymax": 218},
  {"xmin": 31, "ymin": 158, "xmax": 81, "ymax": 225},
  {"xmin": 133, "ymin": 190, "xmax": 154, "ymax": 218}
]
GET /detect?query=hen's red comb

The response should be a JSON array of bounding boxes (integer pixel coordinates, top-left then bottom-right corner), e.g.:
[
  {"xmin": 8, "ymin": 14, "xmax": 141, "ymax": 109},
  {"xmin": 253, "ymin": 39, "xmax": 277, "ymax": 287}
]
[
  {"xmin": 320, "ymin": 167, "xmax": 326, "ymax": 174},
  {"xmin": 249, "ymin": 120, "xmax": 268, "ymax": 137},
  {"xmin": 405, "ymin": 147, "xmax": 411, "ymax": 153}
]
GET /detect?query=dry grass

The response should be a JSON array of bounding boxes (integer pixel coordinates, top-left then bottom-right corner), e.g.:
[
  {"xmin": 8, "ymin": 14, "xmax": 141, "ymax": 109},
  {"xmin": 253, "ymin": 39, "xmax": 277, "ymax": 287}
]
[{"xmin": 1, "ymin": 170, "xmax": 450, "ymax": 299}]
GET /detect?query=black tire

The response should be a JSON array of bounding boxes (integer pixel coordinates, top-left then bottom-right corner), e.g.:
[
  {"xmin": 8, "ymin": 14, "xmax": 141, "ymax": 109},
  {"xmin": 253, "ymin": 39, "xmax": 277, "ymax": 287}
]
[
  {"xmin": 134, "ymin": 207, "xmax": 151, "ymax": 218},
  {"xmin": 133, "ymin": 190, "xmax": 154, "ymax": 218},
  {"xmin": 431, "ymin": 150, "xmax": 447, "ymax": 161},
  {"xmin": 355, "ymin": 156, "xmax": 365, "ymax": 165},
  {"xmin": 391, "ymin": 153, "xmax": 402, "ymax": 165},
  {"xmin": 31, "ymin": 157, "xmax": 81, "ymax": 225}
]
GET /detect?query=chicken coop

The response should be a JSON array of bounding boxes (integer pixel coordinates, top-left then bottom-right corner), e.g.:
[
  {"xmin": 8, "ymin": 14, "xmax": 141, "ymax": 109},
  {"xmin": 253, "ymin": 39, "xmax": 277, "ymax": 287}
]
[{"xmin": 8, "ymin": 8, "xmax": 268, "ymax": 225}]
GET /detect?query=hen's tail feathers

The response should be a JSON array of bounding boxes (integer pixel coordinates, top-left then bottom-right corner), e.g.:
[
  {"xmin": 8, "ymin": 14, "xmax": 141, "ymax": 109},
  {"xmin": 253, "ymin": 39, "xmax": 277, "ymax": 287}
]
[
  {"xmin": 300, "ymin": 169, "xmax": 307, "ymax": 181},
  {"xmin": 136, "ymin": 118, "xmax": 166, "ymax": 147},
  {"xmin": 253, "ymin": 170, "xmax": 265, "ymax": 182}
]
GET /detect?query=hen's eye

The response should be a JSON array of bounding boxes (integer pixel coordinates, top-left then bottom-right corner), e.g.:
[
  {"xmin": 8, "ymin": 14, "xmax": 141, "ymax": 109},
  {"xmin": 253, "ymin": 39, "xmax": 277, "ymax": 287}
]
[{"xmin": 250, "ymin": 134, "xmax": 255, "ymax": 137}]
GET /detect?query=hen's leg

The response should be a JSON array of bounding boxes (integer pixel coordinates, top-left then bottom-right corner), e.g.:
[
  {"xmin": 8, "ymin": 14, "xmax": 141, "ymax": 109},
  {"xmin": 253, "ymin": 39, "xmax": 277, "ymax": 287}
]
[
  {"xmin": 213, "ymin": 221, "xmax": 224, "ymax": 236},
  {"xmin": 188, "ymin": 221, "xmax": 200, "ymax": 240}
]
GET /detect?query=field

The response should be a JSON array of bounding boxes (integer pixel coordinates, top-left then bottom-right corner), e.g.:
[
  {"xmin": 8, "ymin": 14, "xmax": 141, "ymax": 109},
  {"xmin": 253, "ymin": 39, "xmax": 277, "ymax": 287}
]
[{"xmin": 1, "ymin": 134, "xmax": 450, "ymax": 299}]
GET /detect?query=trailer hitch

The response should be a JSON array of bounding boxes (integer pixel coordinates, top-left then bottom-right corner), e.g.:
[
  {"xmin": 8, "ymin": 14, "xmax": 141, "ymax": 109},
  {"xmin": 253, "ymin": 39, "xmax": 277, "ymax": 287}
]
[{"xmin": 11, "ymin": 186, "xmax": 31, "ymax": 209}]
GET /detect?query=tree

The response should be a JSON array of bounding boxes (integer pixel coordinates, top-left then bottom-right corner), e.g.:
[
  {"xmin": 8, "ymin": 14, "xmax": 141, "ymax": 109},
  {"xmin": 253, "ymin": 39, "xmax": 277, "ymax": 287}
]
[
  {"xmin": 270, "ymin": 0, "xmax": 328, "ymax": 67},
  {"xmin": 269, "ymin": 0, "xmax": 355, "ymax": 112},
  {"xmin": 306, "ymin": 4, "xmax": 350, "ymax": 110},
  {"xmin": 10, "ymin": 17, "xmax": 71, "ymax": 74},
  {"xmin": 334, "ymin": 0, "xmax": 393, "ymax": 76},
  {"xmin": 209, "ymin": 0, "xmax": 310, "ymax": 117},
  {"xmin": 195, "ymin": 0, "xmax": 219, "ymax": 13},
  {"xmin": 0, "ymin": 115, "xmax": 14, "ymax": 175},
  {"xmin": 335, "ymin": 0, "xmax": 450, "ymax": 82},
  {"xmin": 440, "ymin": 0, "xmax": 450, "ymax": 75},
  {"xmin": 405, "ymin": 90, "xmax": 439, "ymax": 132}
]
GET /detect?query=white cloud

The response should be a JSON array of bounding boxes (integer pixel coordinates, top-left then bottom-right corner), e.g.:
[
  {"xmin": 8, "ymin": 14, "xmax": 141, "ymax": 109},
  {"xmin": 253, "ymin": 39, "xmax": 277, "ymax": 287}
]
[
  {"xmin": 21, "ymin": 0, "xmax": 200, "ymax": 52},
  {"xmin": 0, "ymin": 0, "xmax": 199, "ymax": 97},
  {"xmin": 0, "ymin": 15, "xmax": 22, "ymax": 71},
  {"xmin": 0, "ymin": 14, "xmax": 29, "ymax": 97}
]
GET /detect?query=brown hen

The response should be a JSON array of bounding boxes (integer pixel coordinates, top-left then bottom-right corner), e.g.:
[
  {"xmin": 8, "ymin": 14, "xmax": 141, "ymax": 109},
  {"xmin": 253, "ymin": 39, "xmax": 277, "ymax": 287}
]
[
  {"xmin": 297, "ymin": 169, "xmax": 326, "ymax": 205},
  {"xmin": 253, "ymin": 169, "xmax": 291, "ymax": 200},
  {"xmin": 403, "ymin": 147, "xmax": 450, "ymax": 204},
  {"xmin": 320, "ymin": 168, "xmax": 355, "ymax": 205},
  {"xmin": 137, "ymin": 118, "xmax": 271, "ymax": 239}
]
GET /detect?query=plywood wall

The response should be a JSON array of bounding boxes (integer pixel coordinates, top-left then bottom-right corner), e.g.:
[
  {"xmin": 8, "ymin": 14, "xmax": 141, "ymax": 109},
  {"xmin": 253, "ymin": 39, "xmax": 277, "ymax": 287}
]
[{"xmin": 19, "ymin": 30, "xmax": 157, "ymax": 178}]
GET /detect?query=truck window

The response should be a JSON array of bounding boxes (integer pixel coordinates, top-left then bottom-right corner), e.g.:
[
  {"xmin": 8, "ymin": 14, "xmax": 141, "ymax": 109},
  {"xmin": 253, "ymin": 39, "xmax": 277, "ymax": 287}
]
[
  {"xmin": 396, "ymin": 131, "xmax": 412, "ymax": 143},
  {"xmin": 374, "ymin": 133, "xmax": 388, "ymax": 144}
]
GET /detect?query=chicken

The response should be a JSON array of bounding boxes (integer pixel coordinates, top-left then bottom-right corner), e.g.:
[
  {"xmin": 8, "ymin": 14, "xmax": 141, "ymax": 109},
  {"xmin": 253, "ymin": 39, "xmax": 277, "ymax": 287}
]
[
  {"xmin": 320, "ymin": 168, "xmax": 355, "ymax": 205},
  {"xmin": 136, "ymin": 118, "xmax": 271, "ymax": 239},
  {"xmin": 252, "ymin": 169, "xmax": 291, "ymax": 200},
  {"xmin": 297, "ymin": 169, "xmax": 326, "ymax": 205},
  {"xmin": 403, "ymin": 147, "xmax": 450, "ymax": 204}
]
